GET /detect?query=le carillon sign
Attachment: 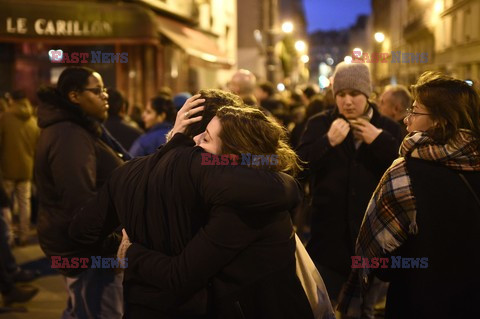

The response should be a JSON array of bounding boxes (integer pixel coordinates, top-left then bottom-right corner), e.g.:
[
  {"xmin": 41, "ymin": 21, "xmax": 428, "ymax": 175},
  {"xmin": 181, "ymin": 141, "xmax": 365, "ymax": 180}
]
[{"xmin": 0, "ymin": 0, "xmax": 157, "ymax": 39}]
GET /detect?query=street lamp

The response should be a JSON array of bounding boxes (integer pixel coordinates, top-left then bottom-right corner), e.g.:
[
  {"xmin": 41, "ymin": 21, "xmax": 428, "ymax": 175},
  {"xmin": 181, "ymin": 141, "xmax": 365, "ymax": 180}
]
[
  {"xmin": 300, "ymin": 54, "xmax": 309, "ymax": 63},
  {"xmin": 374, "ymin": 32, "xmax": 385, "ymax": 43},
  {"xmin": 295, "ymin": 40, "xmax": 307, "ymax": 53},
  {"xmin": 281, "ymin": 21, "xmax": 294, "ymax": 34}
]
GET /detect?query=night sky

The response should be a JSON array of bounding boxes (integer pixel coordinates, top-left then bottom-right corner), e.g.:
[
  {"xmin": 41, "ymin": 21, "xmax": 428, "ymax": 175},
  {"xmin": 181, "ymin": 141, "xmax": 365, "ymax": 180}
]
[{"xmin": 303, "ymin": 0, "xmax": 371, "ymax": 33}]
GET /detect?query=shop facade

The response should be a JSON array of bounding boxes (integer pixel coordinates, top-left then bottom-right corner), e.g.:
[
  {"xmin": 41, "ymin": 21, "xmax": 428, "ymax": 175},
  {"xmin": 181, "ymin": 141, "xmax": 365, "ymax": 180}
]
[{"xmin": 0, "ymin": 0, "xmax": 234, "ymax": 108}]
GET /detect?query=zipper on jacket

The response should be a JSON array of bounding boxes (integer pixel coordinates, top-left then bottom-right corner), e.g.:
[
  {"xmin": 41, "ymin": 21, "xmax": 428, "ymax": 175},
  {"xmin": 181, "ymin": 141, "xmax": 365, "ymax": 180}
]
[{"xmin": 234, "ymin": 300, "xmax": 246, "ymax": 319}]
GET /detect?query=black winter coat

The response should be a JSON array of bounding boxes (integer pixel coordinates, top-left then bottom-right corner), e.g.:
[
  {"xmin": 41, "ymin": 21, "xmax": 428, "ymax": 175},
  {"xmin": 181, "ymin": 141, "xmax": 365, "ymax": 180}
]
[
  {"xmin": 35, "ymin": 93, "xmax": 124, "ymax": 276},
  {"xmin": 69, "ymin": 134, "xmax": 312, "ymax": 318},
  {"xmin": 297, "ymin": 105, "xmax": 403, "ymax": 276},
  {"xmin": 379, "ymin": 158, "xmax": 480, "ymax": 319}
]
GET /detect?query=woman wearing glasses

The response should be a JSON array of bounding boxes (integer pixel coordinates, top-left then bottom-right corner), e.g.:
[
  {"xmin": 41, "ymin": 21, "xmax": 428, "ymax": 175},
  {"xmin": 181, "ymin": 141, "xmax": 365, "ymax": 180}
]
[
  {"xmin": 36, "ymin": 67, "xmax": 126, "ymax": 318},
  {"xmin": 338, "ymin": 71, "xmax": 480, "ymax": 319}
]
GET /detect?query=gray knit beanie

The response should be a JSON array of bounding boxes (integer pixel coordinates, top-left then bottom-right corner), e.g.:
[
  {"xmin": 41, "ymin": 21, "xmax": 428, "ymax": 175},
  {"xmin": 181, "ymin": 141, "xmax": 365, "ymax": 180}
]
[{"xmin": 332, "ymin": 62, "xmax": 372, "ymax": 98}]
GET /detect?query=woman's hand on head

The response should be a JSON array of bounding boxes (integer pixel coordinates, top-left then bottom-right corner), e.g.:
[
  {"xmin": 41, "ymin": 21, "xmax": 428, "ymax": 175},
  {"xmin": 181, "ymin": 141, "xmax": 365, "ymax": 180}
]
[{"xmin": 170, "ymin": 94, "xmax": 205, "ymax": 137}]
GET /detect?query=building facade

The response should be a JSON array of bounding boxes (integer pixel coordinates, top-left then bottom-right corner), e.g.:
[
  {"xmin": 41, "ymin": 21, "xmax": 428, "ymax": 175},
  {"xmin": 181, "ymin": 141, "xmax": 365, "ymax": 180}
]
[
  {"xmin": 372, "ymin": 0, "xmax": 480, "ymax": 87},
  {"xmin": 0, "ymin": 0, "xmax": 236, "ymax": 108},
  {"xmin": 237, "ymin": 0, "xmax": 307, "ymax": 84}
]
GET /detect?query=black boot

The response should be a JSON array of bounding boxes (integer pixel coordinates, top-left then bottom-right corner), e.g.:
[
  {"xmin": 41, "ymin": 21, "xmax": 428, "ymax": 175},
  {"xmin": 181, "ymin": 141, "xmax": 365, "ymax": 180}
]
[
  {"xmin": 10, "ymin": 268, "xmax": 40, "ymax": 283},
  {"xmin": 2, "ymin": 285, "xmax": 38, "ymax": 306}
]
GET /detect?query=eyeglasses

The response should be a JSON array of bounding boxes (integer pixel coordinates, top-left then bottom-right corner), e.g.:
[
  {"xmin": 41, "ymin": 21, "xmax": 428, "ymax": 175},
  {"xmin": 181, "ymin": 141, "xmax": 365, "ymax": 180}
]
[
  {"xmin": 83, "ymin": 87, "xmax": 107, "ymax": 96},
  {"xmin": 406, "ymin": 107, "xmax": 430, "ymax": 117}
]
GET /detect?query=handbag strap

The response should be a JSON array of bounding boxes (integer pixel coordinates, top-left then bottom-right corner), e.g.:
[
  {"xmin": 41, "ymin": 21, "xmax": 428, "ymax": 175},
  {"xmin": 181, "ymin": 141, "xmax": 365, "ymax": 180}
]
[{"xmin": 458, "ymin": 173, "xmax": 480, "ymax": 209}]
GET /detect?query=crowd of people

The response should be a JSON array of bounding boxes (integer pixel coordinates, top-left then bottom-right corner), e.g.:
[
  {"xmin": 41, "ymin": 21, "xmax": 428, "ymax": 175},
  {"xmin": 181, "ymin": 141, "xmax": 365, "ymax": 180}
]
[{"xmin": 0, "ymin": 62, "xmax": 478, "ymax": 319}]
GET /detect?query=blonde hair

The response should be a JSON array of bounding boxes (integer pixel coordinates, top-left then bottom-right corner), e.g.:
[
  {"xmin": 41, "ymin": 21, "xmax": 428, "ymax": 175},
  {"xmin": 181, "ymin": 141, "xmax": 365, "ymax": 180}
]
[{"xmin": 216, "ymin": 106, "xmax": 303, "ymax": 176}]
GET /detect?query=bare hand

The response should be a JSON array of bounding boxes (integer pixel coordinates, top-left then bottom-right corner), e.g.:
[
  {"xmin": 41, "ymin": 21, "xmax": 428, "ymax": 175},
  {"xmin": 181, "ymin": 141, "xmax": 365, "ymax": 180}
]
[
  {"xmin": 117, "ymin": 228, "xmax": 132, "ymax": 265},
  {"xmin": 350, "ymin": 118, "xmax": 382, "ymax": 144},
  {"xmin": 327, "ymin": 118, "xmax": 351, "ymax": 147},
  {"xmin": 168, "ymin": 94, "xmax": 205, "ymax": 140}
]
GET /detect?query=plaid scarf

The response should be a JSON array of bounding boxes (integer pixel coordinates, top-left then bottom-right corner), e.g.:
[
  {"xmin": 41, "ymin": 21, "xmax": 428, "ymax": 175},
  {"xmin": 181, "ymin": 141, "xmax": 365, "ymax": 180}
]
[{"xmin": 337, "ymin": 129, "xmax": 480, "ymax": 317}]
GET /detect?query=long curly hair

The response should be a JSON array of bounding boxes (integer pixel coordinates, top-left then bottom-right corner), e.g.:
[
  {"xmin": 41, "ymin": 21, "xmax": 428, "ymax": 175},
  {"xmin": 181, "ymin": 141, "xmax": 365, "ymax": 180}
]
[{"xmin": 216, "ymin": 106, "xmax": 303, "ymax": 176}]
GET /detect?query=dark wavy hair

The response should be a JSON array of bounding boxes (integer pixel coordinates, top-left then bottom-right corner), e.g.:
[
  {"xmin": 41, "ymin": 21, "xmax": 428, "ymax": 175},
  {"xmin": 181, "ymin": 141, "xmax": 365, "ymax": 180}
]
[
  {"xmin": 37, "ymin": 67, "xmax": 101, "ymax": 133},
  {"xmin": 37, "ymin": 66, "xmax": 95, "ymax": 107},
  {"xmin": 411, "ymin": 71, "xmax": 480, "ymax": 144},
  {"xmin": 150, "ymin": 95, "xmax": 176, "ymax": 123},
  {"xmin": 183, "ymin": 89, "xmax": 243, "ymax": 138}
]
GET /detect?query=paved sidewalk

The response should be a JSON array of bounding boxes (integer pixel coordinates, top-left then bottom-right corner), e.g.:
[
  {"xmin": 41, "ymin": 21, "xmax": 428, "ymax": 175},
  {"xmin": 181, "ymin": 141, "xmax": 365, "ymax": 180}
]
[{"xmin": 0, "ymin": 240, "xmax": 67, "ymax": 319}]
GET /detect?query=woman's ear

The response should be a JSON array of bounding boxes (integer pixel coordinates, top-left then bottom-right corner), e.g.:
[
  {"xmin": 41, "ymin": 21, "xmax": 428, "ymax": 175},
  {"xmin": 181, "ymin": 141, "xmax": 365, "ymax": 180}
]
[{"xmin": 67, "ymin": 91, "xmax": 81, "ymax": 104}]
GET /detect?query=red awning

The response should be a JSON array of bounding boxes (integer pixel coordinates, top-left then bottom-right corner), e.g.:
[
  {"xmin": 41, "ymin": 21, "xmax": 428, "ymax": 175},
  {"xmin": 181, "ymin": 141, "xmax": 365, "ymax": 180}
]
[{"xmin": 156, "ymin": 16, "xmax": 234, "ymax": 69}]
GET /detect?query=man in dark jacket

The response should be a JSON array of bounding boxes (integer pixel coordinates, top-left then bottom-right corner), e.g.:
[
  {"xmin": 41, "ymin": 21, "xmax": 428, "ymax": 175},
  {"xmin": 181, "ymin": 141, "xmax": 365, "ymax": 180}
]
[{"xmin": 296, "ymin": 62, "xmax": 403, "ymax": 310}]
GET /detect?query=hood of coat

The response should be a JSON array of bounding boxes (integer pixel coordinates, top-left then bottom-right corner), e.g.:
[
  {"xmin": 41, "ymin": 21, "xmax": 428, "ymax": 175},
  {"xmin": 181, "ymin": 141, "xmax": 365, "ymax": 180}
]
[
  {"xmin": 37, "ymin": 87, "xmax": 101, "ymax": 136},
  {"xmin": 401, "ymin": 129, "xmax": 480, "ymax": 171},
  {"xmin": 10, "ymin": 100, "xmax": 33, "ymax": 121}
]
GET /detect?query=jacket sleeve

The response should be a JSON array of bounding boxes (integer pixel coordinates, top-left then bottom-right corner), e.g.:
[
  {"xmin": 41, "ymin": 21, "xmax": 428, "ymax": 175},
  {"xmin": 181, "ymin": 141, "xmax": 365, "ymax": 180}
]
[
  {"xmin": 68, "ymin": 176, "xmax": 120, "ymax": 249},
  {"xmin": 189, "ymin": 150, "xmax": 301, "ymax": 212},
  {"xmin": 126, "ymin": 206, "xmax": 260, "ymax": 298},
  {"xmin": 296, "ymin": 116, "xmax": 333, "ymax": 169},
  {"xmin": 69, "ymin": 134, "xmax": 196, "ymax": 246}
]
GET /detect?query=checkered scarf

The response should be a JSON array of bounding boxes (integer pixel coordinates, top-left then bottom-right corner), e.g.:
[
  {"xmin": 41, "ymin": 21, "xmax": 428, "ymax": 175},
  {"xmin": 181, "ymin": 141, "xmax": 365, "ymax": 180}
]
[{"xmin": 337, "ymin": 129, "xmax": 480, "ymax": 316}]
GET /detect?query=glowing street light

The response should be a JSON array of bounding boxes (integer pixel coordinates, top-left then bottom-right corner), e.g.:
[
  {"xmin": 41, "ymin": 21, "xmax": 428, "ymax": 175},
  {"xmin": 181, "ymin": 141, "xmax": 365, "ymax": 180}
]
[
  {"xmin": 281, "ymin": 21, "xmax": 294, "ymax": 34},
  {"xmin": 374, "ymin": 32, "xmax": 385, "ymax": 43},
  {"xmin": 344, "ymin": 56, "xmax": 353, "ymax": 64},
  {"xmin": 295, "ymin": 40, "xmax": 307, "ymax": 53},
  {"xmin": 319, "ymin": 75, "xmax": 330, "ymax": 89},
  {"xmin": 300, "ymin": 54, "xmax": 309, "ymax": 63}
]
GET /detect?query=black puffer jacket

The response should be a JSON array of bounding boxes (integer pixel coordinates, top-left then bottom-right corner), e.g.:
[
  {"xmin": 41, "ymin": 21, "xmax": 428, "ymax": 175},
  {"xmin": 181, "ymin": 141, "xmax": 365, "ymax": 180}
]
[{"xmin": 35, "ymin": 88, "xmax": 124, "ymax": 276}]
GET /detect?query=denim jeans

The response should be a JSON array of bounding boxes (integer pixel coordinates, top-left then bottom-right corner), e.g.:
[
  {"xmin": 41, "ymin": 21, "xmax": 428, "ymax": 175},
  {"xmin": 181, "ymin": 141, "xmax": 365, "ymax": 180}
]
[
  {"xmin": 0, "ymin": 209, "xmax": 17, "ymax": 272},
  {"xmin": 62, "ymin": 268, "xmax": 123, "ymax": 319},
  {"xmin": 3, "ymin": 180, "xmax": 31, "ymax": 241},
  {"xmin": 0, "ymin": 210, "xmax": 15, "ymax": 294}
]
